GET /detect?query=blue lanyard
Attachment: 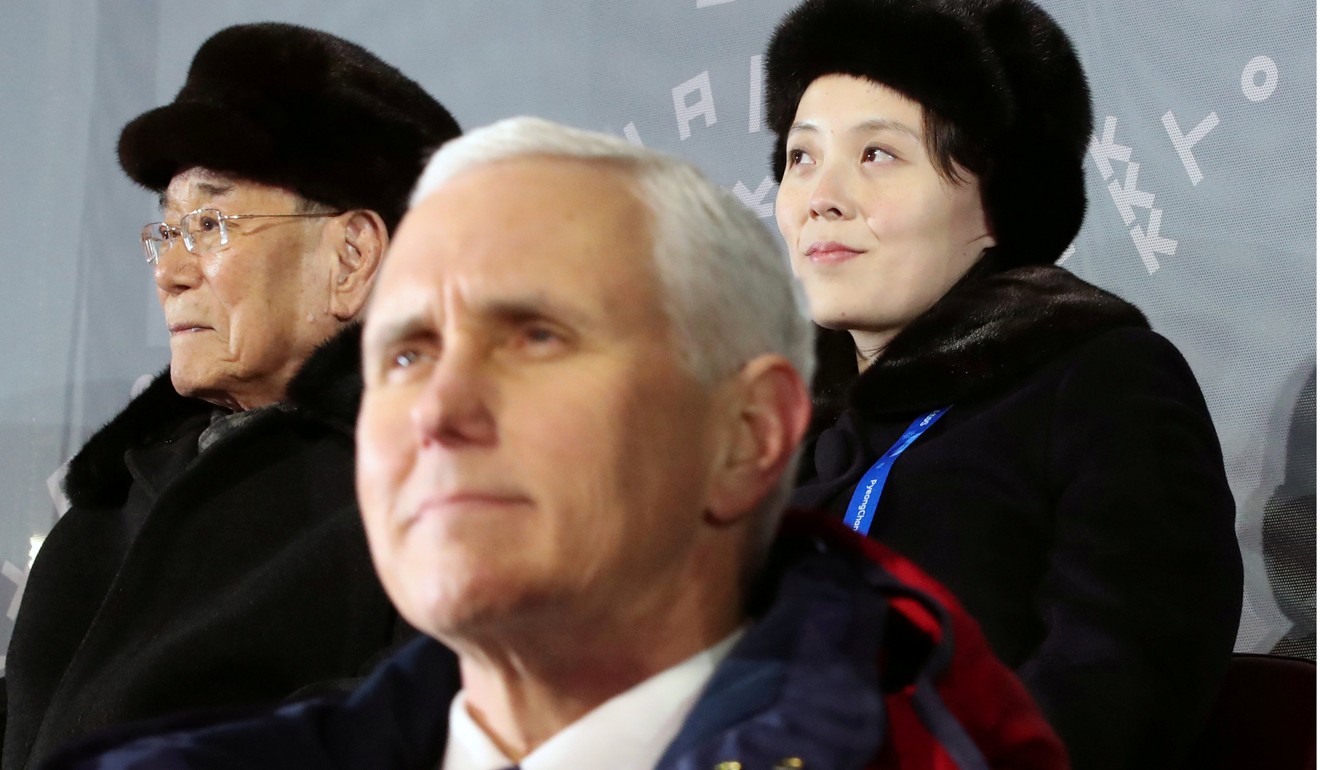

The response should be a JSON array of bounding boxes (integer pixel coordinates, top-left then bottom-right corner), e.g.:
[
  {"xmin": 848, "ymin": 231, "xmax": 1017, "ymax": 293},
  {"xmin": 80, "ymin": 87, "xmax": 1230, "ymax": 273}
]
[{"xmin": 844, "ymin": 407, "xmax": 950, "ymax": 536}]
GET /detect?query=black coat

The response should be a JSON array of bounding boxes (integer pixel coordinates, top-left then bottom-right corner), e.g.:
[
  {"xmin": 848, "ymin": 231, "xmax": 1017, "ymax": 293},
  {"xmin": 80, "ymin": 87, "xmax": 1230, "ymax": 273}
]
[
  {"xmin": 3, "ymin": 326, "xmax": 406, "ymax": 770},
  {"xmin": 792, "ymin": 263, "xmax": 1243, "ymax": 770}
]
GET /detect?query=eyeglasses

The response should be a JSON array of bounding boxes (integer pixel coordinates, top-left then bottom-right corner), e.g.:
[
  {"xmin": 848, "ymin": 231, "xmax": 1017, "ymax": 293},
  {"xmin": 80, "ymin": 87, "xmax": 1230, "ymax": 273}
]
[{"xmin": 140, "ymin": 207, "xmax": 343, "ymax": 264}]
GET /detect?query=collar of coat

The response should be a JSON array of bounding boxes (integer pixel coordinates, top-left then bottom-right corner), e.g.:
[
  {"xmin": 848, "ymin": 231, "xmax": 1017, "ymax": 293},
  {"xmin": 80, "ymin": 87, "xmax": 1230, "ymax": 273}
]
[
  {"xmin": 813, "ymin": 261, "xmax": 1150, "ymax": 419},
  {"xmin": 63, "ymin": 323, "xmax": 364, "ymax": 508}
]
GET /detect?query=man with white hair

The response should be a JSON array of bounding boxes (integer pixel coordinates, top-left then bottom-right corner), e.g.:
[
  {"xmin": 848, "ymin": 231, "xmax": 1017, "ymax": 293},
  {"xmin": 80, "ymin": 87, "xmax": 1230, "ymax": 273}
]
[{"xmin": 52, "ymin": 118, "xmax": 1067, "ymax": 770}]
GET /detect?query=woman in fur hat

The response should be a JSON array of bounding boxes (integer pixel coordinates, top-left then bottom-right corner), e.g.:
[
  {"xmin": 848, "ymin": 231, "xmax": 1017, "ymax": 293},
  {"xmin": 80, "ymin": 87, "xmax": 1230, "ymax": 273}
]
[{"xmin": 766, "ymin": 0, "xmax": 1243, "ymax": 767}]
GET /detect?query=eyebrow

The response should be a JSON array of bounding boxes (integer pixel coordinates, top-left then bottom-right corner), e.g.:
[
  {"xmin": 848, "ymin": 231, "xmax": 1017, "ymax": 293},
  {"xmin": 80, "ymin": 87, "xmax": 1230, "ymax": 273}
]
[
  {"xmin": 364, "ymin": 293, "xmax": 594, "ymax": 352},
  {"xmin": 363, "ymin": 314, "xmax": 435, "ymax": 355},
  {"xmin": 787, "ymin": 118, "xmax": 922, "ymax": 142},
  {"xmin": 158, "ymin": 181, "xmax": 236, "ymax": 214},
  {"xmin": 479, "ymin": 295, "xmax": 591, "ymax": 328}
]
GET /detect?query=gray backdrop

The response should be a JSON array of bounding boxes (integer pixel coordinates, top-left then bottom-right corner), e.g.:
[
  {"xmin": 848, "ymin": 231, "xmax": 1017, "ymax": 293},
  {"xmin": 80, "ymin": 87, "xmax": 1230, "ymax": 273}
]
[{"xmin": 0, "ymin": 1, "xmax": 1313, "ymax": 668}]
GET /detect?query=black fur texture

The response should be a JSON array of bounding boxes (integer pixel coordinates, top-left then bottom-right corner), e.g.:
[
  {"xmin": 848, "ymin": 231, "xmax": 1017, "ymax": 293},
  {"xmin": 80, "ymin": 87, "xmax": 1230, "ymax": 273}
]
[
  {"xmin": 117, "ymin": 23, "xmax": 461, "ymax": 232},
  {"xmin": 63, "ymin": 323, "xmax": 364, "ymax": 509},
  {"xmin": 765, "ymin": 0, "xmax": 1093, "ymax": 266},
  {"xmin": 811, "ymin": 263, "xmax": 1149, "ymax": 419}
]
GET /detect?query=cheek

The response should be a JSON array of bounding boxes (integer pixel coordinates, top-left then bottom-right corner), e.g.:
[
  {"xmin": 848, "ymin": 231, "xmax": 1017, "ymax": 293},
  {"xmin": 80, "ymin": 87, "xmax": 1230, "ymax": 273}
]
[
  {"xmin": 204, "ymin": 239, "xmax": 309, "ymax": 319},
  {"xmin": 945, "ymin": 189, "xmax": 992, "ymax": 248},
  {"xmin": 788, "ymin": 253, "xmax": 805, "ymax": 280},
  {"xmin": 510, "ymin": 379, "xmax": 649, "ymax": 532},
  {"xmin": 200, "ymin": 251, "xmax": 229, "ymax": 281},
  {"xmin": 774, "ymin": 185, "xmax": 804, "ymax": 244},
  {"xmin": 355, "ymin": 392, "xmax": 415, "ymax": 518},
  {"xmin": 521, "ymin": 393, "xmax": 620, "ymax": 511},
  {"xmin": 355, "ymin": 393, "xmax": 425, "ymax": 606},
  {"xmin": 874, "ymin": 182, "xmax": 978, "ymax": 247},
  {"xmin": 199, "ymin": 252, "xmax": 245, "ymax": 304},
  {"xmin": 585, "ymin": 381, "xmax": 705, "ymax": 517},
  {"xmin": 859, "ymin": 190, "xmax": 913, "ymax": 239}
]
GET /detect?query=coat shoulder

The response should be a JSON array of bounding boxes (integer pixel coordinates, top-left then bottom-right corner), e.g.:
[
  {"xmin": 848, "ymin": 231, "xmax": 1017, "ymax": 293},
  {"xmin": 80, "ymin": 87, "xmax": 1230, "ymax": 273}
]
[
  {"xmin": 62, "ymin": 325, "xmax": 365, "ymax": 508},
  {"xmin": 62, "ymin": 372, "xmax": 207, "ymax": 508},
  {"xmin": 848, "ymin": 265, "xmax": 1151, "ymax": 416},
  {"xmin": 1039, "ymin": 324, "xmax": 1215, "ymax": 418}
]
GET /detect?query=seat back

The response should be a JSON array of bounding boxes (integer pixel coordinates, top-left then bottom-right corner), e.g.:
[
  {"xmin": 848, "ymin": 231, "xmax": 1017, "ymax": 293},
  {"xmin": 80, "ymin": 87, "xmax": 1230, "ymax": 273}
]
[{"xmin": 1180, "ymin": 653, "xmax": 1316, "ymax": 769}]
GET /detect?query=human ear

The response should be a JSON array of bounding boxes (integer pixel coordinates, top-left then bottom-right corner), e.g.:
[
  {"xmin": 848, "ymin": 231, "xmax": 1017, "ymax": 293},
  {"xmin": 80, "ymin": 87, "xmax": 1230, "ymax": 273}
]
[
  {"xmin": 330, "ymin": 210, "xmax": 388, "ymax": 321},
  {"xmin": 705, "ymin": 354, "xmax": 812, "ymax": 525}
]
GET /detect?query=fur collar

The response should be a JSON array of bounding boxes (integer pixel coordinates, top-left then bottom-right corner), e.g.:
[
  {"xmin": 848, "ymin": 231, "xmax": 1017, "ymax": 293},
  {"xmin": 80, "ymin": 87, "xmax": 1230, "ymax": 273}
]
[
  {"xmin": 63, "ymin": 324, "xmax": 364, "ymax": 508},
  {"xmin": 813, "ymin": 264, "xmax": 1149, "ymax": 419}
]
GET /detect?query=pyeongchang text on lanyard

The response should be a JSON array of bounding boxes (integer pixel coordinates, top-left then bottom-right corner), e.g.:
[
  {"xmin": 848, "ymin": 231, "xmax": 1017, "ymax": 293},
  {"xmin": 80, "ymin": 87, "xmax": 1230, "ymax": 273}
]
[{"xmin": 846, "ymin": 407, "xmax": 950, "ymax": 537}]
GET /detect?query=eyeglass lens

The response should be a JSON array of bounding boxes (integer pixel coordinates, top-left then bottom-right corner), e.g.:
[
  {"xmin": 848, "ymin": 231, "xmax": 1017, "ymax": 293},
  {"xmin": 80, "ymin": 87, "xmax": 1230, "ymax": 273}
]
[{"xmin": 141, "ymin": 209, "xmax": 229, "ymax": 263}]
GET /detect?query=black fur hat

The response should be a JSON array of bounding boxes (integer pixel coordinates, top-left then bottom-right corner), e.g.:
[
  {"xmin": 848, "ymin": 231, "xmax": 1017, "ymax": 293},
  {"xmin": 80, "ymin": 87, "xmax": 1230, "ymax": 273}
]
[
  {"xmin": 118, "ymin": 23, "xmax": 461, "ymax": 232},
  {"xmin": 765, "ymin": 0, "xmax": 1093, "ymax": 266}
]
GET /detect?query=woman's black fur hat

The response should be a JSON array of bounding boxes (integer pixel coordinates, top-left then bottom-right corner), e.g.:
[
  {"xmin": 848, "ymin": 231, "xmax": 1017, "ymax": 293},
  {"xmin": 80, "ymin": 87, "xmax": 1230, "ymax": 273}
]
[
  {"xmin": 118, "ymin": 23, "xmax": 461, "ymax": 232},
  {"xmin": 765, "ymin": 0, "xmax": 1093, "ymax": 266}
]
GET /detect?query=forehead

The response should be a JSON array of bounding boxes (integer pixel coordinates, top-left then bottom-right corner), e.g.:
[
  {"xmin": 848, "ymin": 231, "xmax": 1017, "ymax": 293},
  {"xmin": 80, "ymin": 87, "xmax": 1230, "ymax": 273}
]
[
  {"xmin": 161, "ymin": 167, "xmax": 299, "ymax": 214},
  {"xmin": 372, "ymin": 157, "xmax": 660, "ymax": 327},
  {"xmin": 794, "ymin": 74, "xmax": 924, "ymax": 132}
]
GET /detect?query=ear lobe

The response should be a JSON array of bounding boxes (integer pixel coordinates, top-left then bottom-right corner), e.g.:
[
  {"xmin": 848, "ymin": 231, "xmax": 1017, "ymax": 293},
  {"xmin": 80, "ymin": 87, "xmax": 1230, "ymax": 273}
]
[
  {"xmin": 705, "ymin": 354, "xmax": 812, "ymax": 525},
  {"xmin": 330, "ymin": 210, "xmax": 388, "ymax": 321}
]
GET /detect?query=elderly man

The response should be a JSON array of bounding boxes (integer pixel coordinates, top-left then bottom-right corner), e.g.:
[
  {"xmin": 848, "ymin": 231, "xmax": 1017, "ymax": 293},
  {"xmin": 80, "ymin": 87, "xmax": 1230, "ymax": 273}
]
[
  {"xmin": 50, "ymin": 118, "xmax": 1066, "ymax": 770},
  {"xmin": 3, "ymin": 23, "xmax": 461, "ymax": 770}
]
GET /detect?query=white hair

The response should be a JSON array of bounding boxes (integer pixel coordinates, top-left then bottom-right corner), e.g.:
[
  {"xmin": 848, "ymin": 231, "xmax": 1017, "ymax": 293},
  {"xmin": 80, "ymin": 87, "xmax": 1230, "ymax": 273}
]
[{"xmin": 409, "ymin": 117, "xmax": 816, "ymax": 535}]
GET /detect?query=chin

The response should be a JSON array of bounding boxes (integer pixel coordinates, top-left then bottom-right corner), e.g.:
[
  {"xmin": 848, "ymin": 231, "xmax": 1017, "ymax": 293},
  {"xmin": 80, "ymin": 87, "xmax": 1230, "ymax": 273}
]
[
  {"xmin": 167, "ymin": 364, "xmax": 213, "ymax": 399},
  {"xmin": 169, "ymin": 363, "xmax": 244, "ymax": 410},
  {"xmin": 809, "ymin": 307, "xmax": 877, "ymax": 333},
  {"xmin": 808, "ymin": 295, "xmax": 916, "ymax": 333},
  {"xmin": 404, "ymin": 589, "xmax": 515, "ymax": 643},
  {"xmin": 812, "ymin": 316, "xmax": 857, "ymax": 332},
  {"xmin": 803, "ymin": 290, "xmax": 869, "ymax": 326},
  {"xmin": 400, "ymin": 569, "xmax": 563, "ymax": 643}
]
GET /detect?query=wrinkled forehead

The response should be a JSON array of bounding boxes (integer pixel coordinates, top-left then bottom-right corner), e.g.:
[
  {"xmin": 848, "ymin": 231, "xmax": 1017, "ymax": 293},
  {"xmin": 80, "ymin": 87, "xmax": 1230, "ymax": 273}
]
[
  {"xmin": 366, "ymin": 157, "xmax": 664, "ymax": 338},
  {"xmin": 159, "ymin": 167, "xmax": 297, "ymax": 216}
]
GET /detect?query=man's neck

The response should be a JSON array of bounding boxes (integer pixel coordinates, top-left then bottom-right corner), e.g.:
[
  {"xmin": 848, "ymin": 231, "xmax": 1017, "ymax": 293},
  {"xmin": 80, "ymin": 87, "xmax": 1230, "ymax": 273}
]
[{"xmin": 453, "ymin": 582, "xmax": 743, "ymax": 761}]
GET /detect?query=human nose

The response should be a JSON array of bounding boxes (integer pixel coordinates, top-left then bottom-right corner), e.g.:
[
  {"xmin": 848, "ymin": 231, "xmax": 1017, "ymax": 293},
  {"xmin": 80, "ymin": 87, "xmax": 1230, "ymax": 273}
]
[
  {"xmin": 152, "ymin": 235, "xmax": 201, "ymax": 295},
  {"xmin": 410, "ymin": 341, "xmax": 497, "ymax": 449},
  {"xmin": 807, "ymin": 161, "xmax": 857, "ymax": 221}
]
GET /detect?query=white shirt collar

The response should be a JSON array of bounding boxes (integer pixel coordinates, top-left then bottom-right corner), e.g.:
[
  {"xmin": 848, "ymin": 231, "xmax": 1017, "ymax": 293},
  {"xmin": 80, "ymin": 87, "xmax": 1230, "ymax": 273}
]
[{"xmin": 441, "ymin": 629, "xmax": 744, "ymax": 770}]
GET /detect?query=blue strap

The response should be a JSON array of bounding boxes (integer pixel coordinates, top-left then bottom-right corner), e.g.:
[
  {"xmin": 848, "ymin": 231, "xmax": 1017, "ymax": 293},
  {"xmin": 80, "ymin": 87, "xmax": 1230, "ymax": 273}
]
[{"xmin": 844, "ymin": 407, "xmax": 949, "ymax": 536}]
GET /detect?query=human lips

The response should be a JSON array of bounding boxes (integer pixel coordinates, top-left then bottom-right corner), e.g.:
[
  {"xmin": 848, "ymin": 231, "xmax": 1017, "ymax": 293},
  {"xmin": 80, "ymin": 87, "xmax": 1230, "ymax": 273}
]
[
  {"xmin": 404, "ymin": 491, "xmax": 533, "ymax": 527},
  {"xmin": 167, "ymin": 321, "xmax": 212, "ymax": 335},
  {"xmin": 804, "ymin": 241, "xmax": 865, "ymax": 264}
]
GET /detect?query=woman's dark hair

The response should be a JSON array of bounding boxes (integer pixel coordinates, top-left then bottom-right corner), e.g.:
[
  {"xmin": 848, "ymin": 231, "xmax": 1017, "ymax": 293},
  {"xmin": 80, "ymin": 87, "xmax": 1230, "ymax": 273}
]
[{"xmin": 923, "ymin": 107, "xmax": 990, "ymax": 187}]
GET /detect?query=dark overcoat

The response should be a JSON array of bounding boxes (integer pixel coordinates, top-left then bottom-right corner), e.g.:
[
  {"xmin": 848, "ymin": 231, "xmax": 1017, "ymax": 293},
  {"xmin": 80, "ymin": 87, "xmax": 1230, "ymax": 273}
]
[
  {"xmin": 45, "ymin": 512, "xmax": 1071, "ymax": 770},
  {"xmin": 3, "ymin": 325, "xmax": 405, "ymax": 770},
  {"xmin": 793, "ymin": 262, "xmax": 1243, "ymax": 770}
]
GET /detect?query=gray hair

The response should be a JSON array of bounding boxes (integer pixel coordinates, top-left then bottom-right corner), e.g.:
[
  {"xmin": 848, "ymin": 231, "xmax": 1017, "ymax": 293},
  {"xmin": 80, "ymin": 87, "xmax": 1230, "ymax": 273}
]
[
  {"xmin": 409, "ymin": 116, "xmax": 815, "ymax": 539},
  {"xmin": 411, "ymin": 116, "xmax": 813, "ymax": 383}
]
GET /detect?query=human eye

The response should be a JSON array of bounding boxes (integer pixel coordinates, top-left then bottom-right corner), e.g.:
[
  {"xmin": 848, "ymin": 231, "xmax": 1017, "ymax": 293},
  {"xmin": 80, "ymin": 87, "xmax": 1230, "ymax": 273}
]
[
  {"xmin": 786, "ymin": 147, "xmax": 816, "ymax": 168},
  {"xmin": 390, "ymin": 349, "xmax": 423, "ymax": 370},
  {"xmin": 372, "ymin": 342, "xmax": 437, "ymax": 384},
  {"xmin": 192, "ymin": 210, "xmax": 223, "ymax": 232},
  {"xmin": 516, "ymin": 323, "xmax": 568, "ymax": 356},
  {"xmin": 861, "ymin": 146, "xmax": 896, "ymax": 164}
]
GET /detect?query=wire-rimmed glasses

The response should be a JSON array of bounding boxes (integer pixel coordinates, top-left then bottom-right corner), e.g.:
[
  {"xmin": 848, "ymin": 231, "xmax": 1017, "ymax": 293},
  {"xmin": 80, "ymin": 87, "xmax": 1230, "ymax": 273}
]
[{"xmin": 140, "ymin": 207, "xmax": 343, "ymax": 264}]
